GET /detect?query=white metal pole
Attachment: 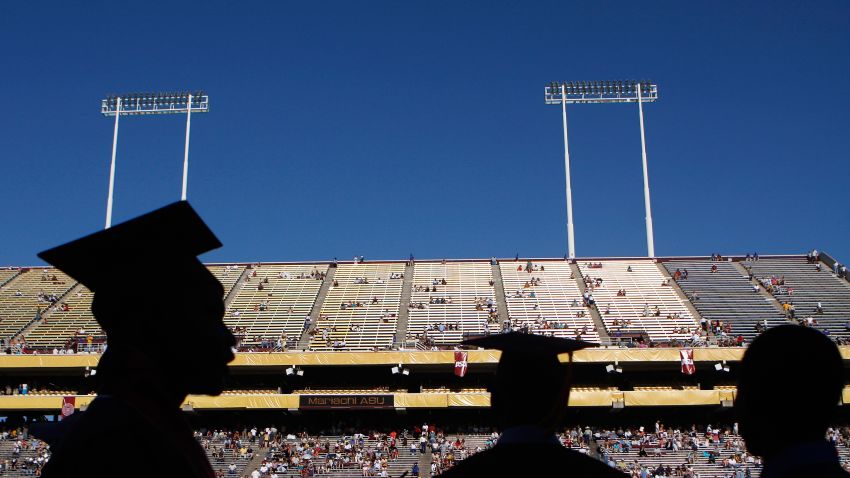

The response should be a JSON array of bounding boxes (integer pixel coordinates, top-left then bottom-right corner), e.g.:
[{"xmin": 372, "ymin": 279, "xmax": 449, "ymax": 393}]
[
  {"xmin": 105, "ymin": 97, "xmax": 121, "ymax": 229},
  {"xmin": 561, "ymin": 86, "xmax": 576, "ymax": 259},
  {"xmin": 181, "ymin": 94, "xmax": 192, "ymax": 201},
  {"xmin": 637, "ymin": 85, "xmax": 656, "ymax": 258}
]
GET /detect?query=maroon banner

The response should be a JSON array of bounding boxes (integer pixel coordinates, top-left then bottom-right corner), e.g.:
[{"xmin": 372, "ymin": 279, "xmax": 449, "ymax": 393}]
[
  {"xmin": 680, "ymin": 349, "xmax": 695, "ymax": 375},
  {"xmin": 60, "ymin": 396, "xmax": 75, "ymax": 420},
  {"xmin": 454, "ymin": 351, "xmax": 468, "ymax": 378}
]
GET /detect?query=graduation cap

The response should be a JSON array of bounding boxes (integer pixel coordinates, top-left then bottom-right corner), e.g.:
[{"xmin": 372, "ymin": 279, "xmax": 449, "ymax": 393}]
[
  {"xmin": 38, "ymin": 201, "xmax": 221, "ymax": 292},
  {"xmin": 462, "ymin": 333, "xmax": 597, "ymax": 389},
  {"xmin": 463, "ymin": 333, "xmax": 597, "ymax": 427},
  {"xmin": 463, "ymin": 332, "xmax": 597, "ymax": 372}
]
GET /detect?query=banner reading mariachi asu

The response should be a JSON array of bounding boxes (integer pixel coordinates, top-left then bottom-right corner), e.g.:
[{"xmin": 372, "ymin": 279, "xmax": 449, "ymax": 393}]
[
  {"xmin": 454, "ymin": 351, "xmax": 468, "ymax": 377},
  {"xmin": 299, "ymin": 394, "xmax": 394, "ymax": 409},
  {"xmin": 60, "ymin": 396, "xmax": 75, "ymax": 420},
  {"xmin": 680, "ymin": 349, "xmax": 695, "ymax": 375}
]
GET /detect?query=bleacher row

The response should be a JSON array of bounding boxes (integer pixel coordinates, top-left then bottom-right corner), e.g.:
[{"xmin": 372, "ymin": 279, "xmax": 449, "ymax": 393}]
[{"xmin": 0, "ymin": 255, "xmax": 848, "ymax": 351}]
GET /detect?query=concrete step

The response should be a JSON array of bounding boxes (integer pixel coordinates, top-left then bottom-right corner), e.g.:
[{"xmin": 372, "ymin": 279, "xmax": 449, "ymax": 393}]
[
  {"xmin": 393, "ymin": 261, "xmax": 416, "ymax": 346},
  {"xmin": 297, "ymin": 266, "xmax": 337, "ymax": 350},
  {"xmin": 491, "ymin": 261, "xmax": 509, "ymax": 330},
  {"xmin": 570, "ymin": 262, "xmax": 611, "ymax": 344}
]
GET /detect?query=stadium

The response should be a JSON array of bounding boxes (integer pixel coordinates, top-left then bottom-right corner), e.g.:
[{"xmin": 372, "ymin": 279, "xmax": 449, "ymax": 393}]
[
  {"xmin": 3, "ymin": 2, "xmax": 850, "ymax": 478},
  {"xmin": 1, "ymin": 251, "xmax": 850, "ymax": 476}
]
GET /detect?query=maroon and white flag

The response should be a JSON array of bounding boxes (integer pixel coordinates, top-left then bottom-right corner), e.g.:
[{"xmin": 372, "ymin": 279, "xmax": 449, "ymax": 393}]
[
  {"xmin": 680, "ymin": 349, "xmax": 695, "ymax": 375},
  {"xmin": 60, "ymin": 396, "xmax": 75, "ymax": 420},
  {"xmin": 454, "ymin": 351, "xmax": 468, "ymax": 377}
]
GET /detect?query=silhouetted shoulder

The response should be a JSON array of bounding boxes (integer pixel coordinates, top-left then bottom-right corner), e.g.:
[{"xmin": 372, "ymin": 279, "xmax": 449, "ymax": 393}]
[
  {"xmin": 438, "ymin": 444, "xmax": 622, "ymax": 477},
  {"xmin": 41, "ymin": 397, "xmax": 206, "ymax": 478}
]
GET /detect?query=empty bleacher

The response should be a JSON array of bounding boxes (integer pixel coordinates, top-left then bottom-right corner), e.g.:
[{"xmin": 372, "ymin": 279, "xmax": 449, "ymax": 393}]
[
  {"xmin": 23, "ymin": 285, "xmax": 100, "ymax": 349},
  {"xmin": 500, "ymin": 260, "xmax": 600, "ymax": 343},
  {"xmin": 207, "ymin": 264, "xmax": 247, "ymax": 297},
  {"xmin": 664, "ymin": 260, "xmax": 785, "ymax": 343},
  {"xmin": 0, "ymin": 268, "xmax": 75, "ymax": 341},
  {"xmin": 746, "ymin": 257, "xmax": 850, "ymax": 336},
  {"xmin": 406, "ymin": 261, "xmax": 498, "ymax": 345},
  {"xmin": 227, "ymin": 264, "xmax": 328, "ymax": 347},
  {"xmin": 578, "ymin": 260, "xmax": 697, "ymax": 343},
  {"xmin": 21, "ymin": 265, "xmax": 248, "ymax": 349},
  {"xmin": 310, "ymin": 263, "xmax": 405, "ymax": 351}
]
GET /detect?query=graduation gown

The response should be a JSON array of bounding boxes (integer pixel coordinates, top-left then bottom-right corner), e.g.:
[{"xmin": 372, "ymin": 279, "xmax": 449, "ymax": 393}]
[{"xmin": 39, "ymin": 394, "xmax": 214, "ymax": 478}]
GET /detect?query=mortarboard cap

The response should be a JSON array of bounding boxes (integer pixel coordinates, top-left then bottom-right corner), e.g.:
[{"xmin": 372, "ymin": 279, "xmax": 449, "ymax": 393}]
[
  {"xmin": 462, "ymin": 332, "xmax": 597, "ymax": 358},
  {"xmin": 37, "ymin": 201, "xmax": 221, "ymax": 292}
]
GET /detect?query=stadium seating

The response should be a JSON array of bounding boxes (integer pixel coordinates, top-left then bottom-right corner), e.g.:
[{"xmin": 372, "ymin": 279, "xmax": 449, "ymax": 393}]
[
  {"xmin": 663, "ymin": 260, "xmax": 785, "ymax": 343},
  {"xmin": 0, "ymin": 434, "xmax": 50, "ymax": 476},
  {"xmin": 23, "ymin": 285, "xmax": 100, "ymax": 349},
  {"xmin": 745, "ymin": 257, "xmax": 850, "ymax": 336},
  {"xmin": 578, "ymin": 260, "xmax": 697, "ymax": 343},
  {"xmin": 207, "ymin": 264, "xmax": 247, "ymax": 297},
  {"xmin": 227, "ymin": 264, "xmax": 328, "ymax": 348},
  {"xmin": 0, "ymin": 269, "xmax": 20, "ymax": 287},
  {"xmin": 20, "ymin": 265, "xmax": 247, "ymax": 349},
  {"xmin": 0, "ymin": 268, "xmax": 75, "ymax": 341},
  {"xmin": 406, "ymin": 261, "xmax": 499, "ymax": 345},
  {"xmin": 310, "ymin": 263, "xmax": 405, "ymax": 351},
  {"xmin": 600, "ymin": 432, "xmax": 762, "ymax": 477},
  {"xmin": 500, "ymin": 260, "xmax": 601, "ymax": 343}
]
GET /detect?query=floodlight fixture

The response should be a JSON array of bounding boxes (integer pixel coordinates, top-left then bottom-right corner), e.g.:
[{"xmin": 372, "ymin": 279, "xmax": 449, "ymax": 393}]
[
  {"xmin": 286, "ymin": 366, "xmax": 305, "ymax": 377},
  {"xmin": 544, "ymin": 80, "xmax": 659, "ymax": 258},
  {"xmin": 100, "ymin": 90, "xmax": 210, "ymax": 229}
]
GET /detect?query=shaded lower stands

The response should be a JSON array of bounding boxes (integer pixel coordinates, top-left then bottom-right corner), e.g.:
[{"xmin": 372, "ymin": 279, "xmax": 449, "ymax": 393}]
[{"xmin": 664, "ymin": 260, "xmax": 785, "ymax": 343}]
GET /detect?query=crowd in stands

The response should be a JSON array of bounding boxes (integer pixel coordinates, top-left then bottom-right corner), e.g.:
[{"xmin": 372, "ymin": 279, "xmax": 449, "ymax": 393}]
[{"xmin": 0, "ymin": 427, "xmax": 50, "ymax": 475}]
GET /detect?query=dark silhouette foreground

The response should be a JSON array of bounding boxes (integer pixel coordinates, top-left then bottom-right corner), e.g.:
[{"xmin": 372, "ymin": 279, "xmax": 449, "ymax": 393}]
[
  {"xmin": 36, "ymin": 202, "xmax": 234, "ymax": 478},
  {"xmin": 736, "ymin": 325, "xmax": 849, "ymax": 478},
  {"xmin": 439, "ymin": 333, "xmax": 622, "ymax": 477}
]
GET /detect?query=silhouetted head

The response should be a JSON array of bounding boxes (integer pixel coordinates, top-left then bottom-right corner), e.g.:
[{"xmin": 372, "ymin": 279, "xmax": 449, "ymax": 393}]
[
  {"xmin": 736, "ymin": 325, "xmax": 843, "ymax": 458},
  {"xmin": 39, "ymin": 201, "xmax": 236, "ymax": 397},
  {"xmin": 463, "ymin": 333, "xmax": 596, "ymax": 430}
]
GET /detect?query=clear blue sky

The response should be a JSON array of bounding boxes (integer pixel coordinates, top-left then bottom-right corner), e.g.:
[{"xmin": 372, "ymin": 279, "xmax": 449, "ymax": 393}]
[{"xmin": 2, "ymin": 1, "xmax": 849, "ymax": 266}]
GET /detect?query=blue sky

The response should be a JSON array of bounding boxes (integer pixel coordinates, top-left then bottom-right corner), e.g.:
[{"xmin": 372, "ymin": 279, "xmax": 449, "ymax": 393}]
[{"xmin": 2, "ymin": 1, "xmax": 849, "ymax": 266}]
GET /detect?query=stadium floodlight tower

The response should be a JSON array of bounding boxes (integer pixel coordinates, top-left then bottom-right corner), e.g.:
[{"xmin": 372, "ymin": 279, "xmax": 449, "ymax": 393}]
[
  {"xmin": 544, "ymin": 80, "xmax": 659, "ymax": 258},
  {"xmin": 100, "ymin": 91, "xmax": 210, "ymax": 228}
]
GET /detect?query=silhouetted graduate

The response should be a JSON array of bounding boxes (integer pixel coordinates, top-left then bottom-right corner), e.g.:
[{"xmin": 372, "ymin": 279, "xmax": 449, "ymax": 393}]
[
  {"xmin": 36, "ymin": 202, "xmax": 235, "ymax": 478},
  {"xmin": 736, "ymin": 325, "xmax": 849, "ymax": 478},
  {"xmin": 439, "ymin": 333, "xmax": 622, "ymax": 477}
]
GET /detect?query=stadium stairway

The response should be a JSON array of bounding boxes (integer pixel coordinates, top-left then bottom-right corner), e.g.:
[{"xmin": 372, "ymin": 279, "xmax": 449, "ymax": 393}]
[
  {"xmin": 393, "ymin": 261, "xmax": 415, "ymax": 346},
  {"xmin": 490, "ymin": 262, "xmax": 509, "ymax": 327},
  {"xmin": 571, "ymin": 262, "xmax": 611, "ymax": 344},
  {"xmin": 222, "ymin": 267, "xmax": 251, "ymax": 310},
  {"xmin": 241, "ymin": 451, "xmax": 268, "ymax": 477},
  {"xmin": 420, "ymin": 446, "xmax": 433, "ymax": 477},
  {"xmin": 733, "ymin": 261, "xmax": 788, "ymax": 316},
  {"xmin": 297, "ymin": 266, "xmax": 336, "ymax": 350}
]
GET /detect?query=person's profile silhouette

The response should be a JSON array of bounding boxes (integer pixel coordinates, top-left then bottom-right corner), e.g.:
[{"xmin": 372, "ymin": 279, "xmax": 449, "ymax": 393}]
[
  {"xmin": 736, "ymin": 324, "xmax": 849, "ymax": 478},
  {"xmin": 438, "ymin": 332, "xmax": 622, "ymax": 477},
  {"xmin": 36, "ymin": 202, "xmax": 235, "ymax": 478}
]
